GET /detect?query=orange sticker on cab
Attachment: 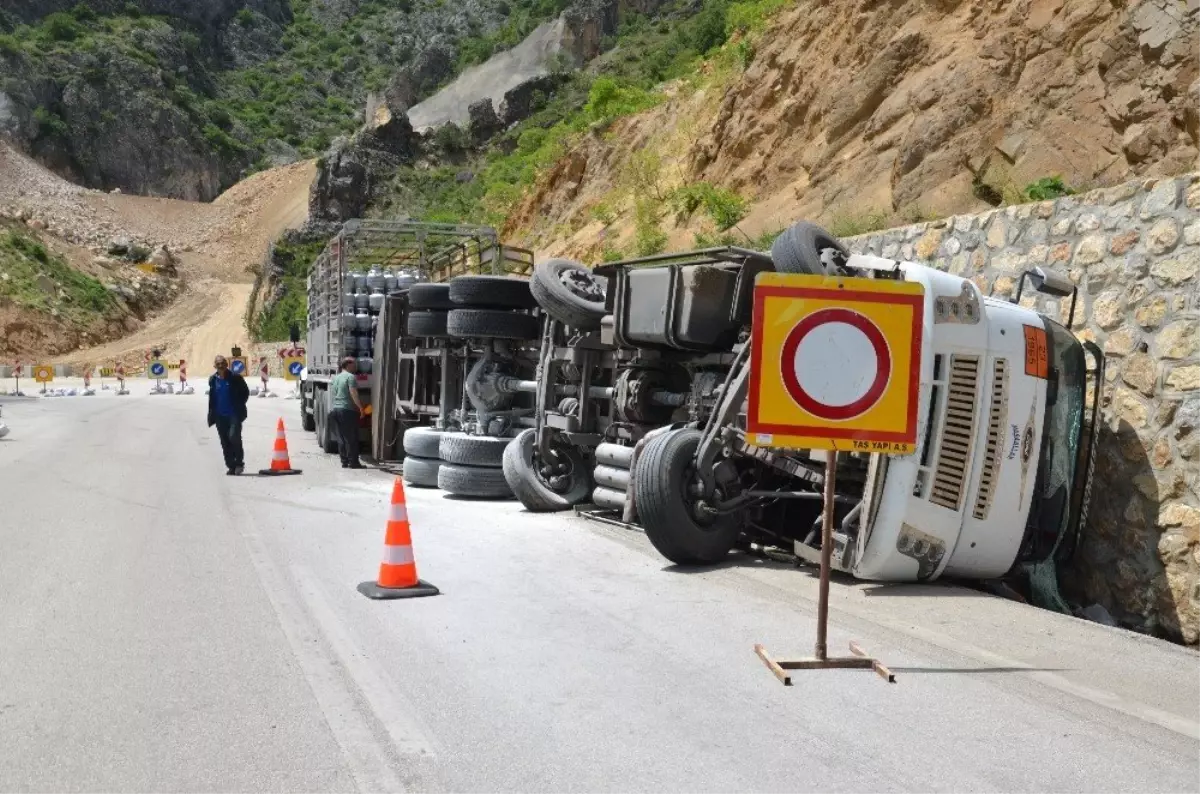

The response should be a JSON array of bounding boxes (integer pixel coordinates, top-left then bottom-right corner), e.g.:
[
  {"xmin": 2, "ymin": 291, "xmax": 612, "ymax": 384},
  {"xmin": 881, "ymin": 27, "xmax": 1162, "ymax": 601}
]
[{"xmin": 1023, "ymin": 325, "xmax": 1048, "ymax": 379}]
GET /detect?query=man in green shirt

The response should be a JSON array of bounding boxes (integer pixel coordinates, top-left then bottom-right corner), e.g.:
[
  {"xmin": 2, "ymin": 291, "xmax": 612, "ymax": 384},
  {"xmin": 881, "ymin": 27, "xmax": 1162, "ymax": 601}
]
[{"xmin": 329, "ymin": 357, "xmax": 365, "ymax": 469}]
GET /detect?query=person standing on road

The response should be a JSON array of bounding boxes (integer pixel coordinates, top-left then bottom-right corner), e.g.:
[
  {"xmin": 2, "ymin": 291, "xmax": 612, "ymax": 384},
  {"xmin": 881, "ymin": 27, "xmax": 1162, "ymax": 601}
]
[
  {"xmin": 330, "ymin": 357, "xmax": 365, "ymax": 469},
  {"xmin": 208, "ymin": 355, "xmax": 250, "ymax": 475}
]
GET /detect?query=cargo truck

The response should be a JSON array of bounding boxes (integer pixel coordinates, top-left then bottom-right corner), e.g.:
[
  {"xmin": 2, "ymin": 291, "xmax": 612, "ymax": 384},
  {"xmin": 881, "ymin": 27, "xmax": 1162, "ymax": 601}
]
[
  {"xmin": 505, "ymin": 222, "xmax": 1103, "ymax": 608},
  {"xmin": 299, "ymin": 219, "xmax": 535, "ymax": 483}
]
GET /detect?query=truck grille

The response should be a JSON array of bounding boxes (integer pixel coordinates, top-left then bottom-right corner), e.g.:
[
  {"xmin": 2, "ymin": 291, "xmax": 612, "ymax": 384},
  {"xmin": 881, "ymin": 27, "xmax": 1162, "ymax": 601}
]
[
  {"xmin": 972, "ymin": 359, "xmax": 1008, "ymax": 520},
  {"xmin": 929, "ymin": 355, "xmax": 980, "ymax": 511}
]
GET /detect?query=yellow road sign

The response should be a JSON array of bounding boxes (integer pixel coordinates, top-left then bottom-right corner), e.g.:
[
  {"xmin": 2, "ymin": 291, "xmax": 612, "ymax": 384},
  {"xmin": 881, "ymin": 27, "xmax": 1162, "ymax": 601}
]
[
  {"xmin": 147, "ymin": 358, "xmax": 168, "ymax": 379},
  {"xmin": 33, "ymin": 365, "xmax": 54, "ymax": 383},
  {"xmin": 748, "ymin": 273, "xmax": 925, "ymax": 455},
  {"xmin": 283, "ymin": 356, "xmax": 304, "ymax": 381}
]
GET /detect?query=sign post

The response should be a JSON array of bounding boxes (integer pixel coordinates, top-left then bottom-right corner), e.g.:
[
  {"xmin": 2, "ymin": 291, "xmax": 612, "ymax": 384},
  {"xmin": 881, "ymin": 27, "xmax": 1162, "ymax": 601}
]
[
  {"xmin": 12, "ymin": 362, "xmax": 21, "ymax": 396},
  {"xmin": 33, "ymin": 365, "xmax": 54, "ymax": 394},
  {"xmin": 148, "ymin": 358, "xmax": 167, "ymax": 390},
  {"xmin": 748, "ymin": 272, "xmax": 924, "ymax": 686}
]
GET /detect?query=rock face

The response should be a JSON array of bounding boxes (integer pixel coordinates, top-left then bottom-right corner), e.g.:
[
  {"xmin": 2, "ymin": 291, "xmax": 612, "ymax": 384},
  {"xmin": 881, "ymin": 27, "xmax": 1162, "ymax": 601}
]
[
  {"xmin": 688, "ymin": 0, "xmax": 1198, "ymax": 219},
  {"xmin": 847, "ymin": 174, "xmax": 1200, "ymax": 645},
  {"xmin": 310, "ymin": 102, "xmax": 420, "ymax": 224},
  {"xmin": 2, "ymin": 0, "xmax": 291, "ymax": 29}
]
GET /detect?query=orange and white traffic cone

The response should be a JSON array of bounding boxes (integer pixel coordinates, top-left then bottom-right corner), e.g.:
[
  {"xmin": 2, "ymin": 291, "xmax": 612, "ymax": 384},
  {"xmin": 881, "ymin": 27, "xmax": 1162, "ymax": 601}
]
[
  {"xmin": 358, "ymin": 478, "xmax": 439, "ymax": 600},
  {"xmin": 258, "ymin": 418, "xmax": 303, "ymax": 476}
]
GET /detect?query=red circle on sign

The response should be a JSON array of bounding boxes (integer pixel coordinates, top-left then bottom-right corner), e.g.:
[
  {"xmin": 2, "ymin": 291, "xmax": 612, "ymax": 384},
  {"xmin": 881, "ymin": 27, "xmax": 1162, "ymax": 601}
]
[{"xmin": 780, "ymin": 308, "xmax": 891, "ymax": 421}]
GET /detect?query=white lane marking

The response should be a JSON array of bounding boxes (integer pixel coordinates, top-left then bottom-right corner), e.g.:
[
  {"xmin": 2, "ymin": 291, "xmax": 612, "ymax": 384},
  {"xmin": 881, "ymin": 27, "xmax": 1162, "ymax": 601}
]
[
  {"xmin": 239, "ymin": 529, "xmax": 403, "ymax": 793},
  {"xmin": 292, "ymin": 564, "xmax": 440, "ymax": 758}
]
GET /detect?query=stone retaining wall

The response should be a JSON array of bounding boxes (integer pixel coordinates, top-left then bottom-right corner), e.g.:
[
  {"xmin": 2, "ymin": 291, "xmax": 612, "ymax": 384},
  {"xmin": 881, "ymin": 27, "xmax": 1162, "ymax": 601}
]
[{"xmin": 848, "ymin": 174, "xmax": 1199, "ymax": 644}]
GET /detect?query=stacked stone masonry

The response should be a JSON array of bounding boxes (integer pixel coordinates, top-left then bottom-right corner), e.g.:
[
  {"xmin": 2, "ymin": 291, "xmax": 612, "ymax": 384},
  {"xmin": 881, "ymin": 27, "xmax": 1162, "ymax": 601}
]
[{"xmin": 848, "ymin": 174, "xmax": 1199, "ymax": 645}]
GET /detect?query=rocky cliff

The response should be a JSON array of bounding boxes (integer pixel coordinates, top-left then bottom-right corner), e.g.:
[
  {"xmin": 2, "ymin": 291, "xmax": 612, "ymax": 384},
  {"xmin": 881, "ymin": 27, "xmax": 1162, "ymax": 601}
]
[{"xmin": 502, "ymin": 0, "xmax": 1198, "ymax": 259}]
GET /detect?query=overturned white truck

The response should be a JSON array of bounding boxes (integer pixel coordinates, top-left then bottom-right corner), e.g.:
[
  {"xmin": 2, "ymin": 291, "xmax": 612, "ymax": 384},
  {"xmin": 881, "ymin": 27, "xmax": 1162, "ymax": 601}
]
[{"xmin": 504, "ymin": 222, "xmax": 1103, "ymax": 606}]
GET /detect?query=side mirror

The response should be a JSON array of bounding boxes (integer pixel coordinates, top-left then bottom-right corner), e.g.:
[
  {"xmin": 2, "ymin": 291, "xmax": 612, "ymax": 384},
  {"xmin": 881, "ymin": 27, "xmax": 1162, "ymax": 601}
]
[
  {"xmin": 1015, "ymin": 267, "xmax": 1078, "ymax": 328},
  {"xmin": 1027, "ymin": 267, "xmax": 1074, "ymax": 297}
]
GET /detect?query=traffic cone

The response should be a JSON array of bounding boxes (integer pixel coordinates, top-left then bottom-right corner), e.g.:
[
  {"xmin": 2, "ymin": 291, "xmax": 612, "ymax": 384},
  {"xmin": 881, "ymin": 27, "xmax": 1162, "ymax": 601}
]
[
  {"xmin": 258, "ymin": 418, "xmax": 303, "ymax": 476},
  {"xmin": 358, "ymin": 478, "xmax": 439, "ymax": 600}
]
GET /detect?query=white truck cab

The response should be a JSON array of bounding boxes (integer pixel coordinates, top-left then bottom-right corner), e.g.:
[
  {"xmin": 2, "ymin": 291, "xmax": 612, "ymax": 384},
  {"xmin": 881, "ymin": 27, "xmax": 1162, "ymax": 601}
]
[{"xmin": 809, "ymin": 256, "xmax": 1102, "ymax": 589}]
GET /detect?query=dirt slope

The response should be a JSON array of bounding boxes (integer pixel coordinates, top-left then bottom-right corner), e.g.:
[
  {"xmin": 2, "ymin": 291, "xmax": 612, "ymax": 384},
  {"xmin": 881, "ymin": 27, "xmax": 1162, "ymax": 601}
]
[
  {"xmin": 0, "ymin": 140, "xmax": 314, "ymax": 367},
  {"xmin": 504, "ymin": 0, "xmax": 1198, "ymax": 258}
]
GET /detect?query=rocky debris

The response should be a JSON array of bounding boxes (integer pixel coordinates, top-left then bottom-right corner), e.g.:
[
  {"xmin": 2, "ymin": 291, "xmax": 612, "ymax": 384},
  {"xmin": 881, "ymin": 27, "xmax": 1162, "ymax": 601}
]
[
  {"xmin": 310, "ymin": 101, "xmax": 420, "ymax": 224},
  {"xmin": 498, "ymin": 74, "xmax": 571, "ymax": 128},
  {"xmin": 468, "ymin": 99, "xmax": 502, "ymax": 145}
]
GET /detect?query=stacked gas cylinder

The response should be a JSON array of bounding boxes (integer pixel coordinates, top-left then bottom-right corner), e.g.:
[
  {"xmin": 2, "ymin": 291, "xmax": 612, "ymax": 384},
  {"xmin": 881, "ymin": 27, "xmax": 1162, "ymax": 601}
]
[{"xmin": 341, "ymin": 267, "xmax": 423, "ymax": 374}]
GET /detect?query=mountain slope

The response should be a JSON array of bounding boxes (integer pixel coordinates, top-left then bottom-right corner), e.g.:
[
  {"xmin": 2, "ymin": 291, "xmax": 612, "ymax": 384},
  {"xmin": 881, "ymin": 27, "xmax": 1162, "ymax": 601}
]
[{"xmin": 498, "ymin": 0, "xmax": 1198, "ymax": 259}]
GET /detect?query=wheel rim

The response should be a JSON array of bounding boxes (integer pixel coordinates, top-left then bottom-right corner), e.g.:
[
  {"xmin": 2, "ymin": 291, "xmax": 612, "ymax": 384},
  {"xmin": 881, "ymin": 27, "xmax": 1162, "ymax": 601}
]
[{"xmin": 558, "ymin": 267, "xmax": 605, "ymax": 303}]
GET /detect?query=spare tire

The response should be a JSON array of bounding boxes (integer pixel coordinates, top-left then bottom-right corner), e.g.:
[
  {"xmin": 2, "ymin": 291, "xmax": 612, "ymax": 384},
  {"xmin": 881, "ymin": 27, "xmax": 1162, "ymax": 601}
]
[
  {"xmin": 408, "ymin": 284, "xmax": 455, "ymax": 310},
  {"xmin": 634, "ymin": 428, "xmax": 741, "ymax": 565},
  {"xmin": 530, "ymin": 258, "xmax": 607, "ymax": 330},
  {"xmin": 447, "ymin": 309, "xmax": 539, "ymax": 340},
  {"xmin": 449, "ymin": 276, "xmax": 537, "ymax": 309},
  {"xmin": 407, "ymin": 310, "xmax": 449, "ymax": 337},
  {"xmin": 402, "ymin": 426, "xmax": 444, "ymax": 459},
  {"xmin": 439, "ymin": 432, "xmax": 510, "ymax": 467},
  {"xmin": 771, "ymin": 221, "xmax": 852, "ymax": 276},
  {"xmin": 438, "ymin": 462, "xmax": 513, "ymax": 498},
  {"xmin": 402, "ymin": 456, "xmax": 441, "ymax": 488}
]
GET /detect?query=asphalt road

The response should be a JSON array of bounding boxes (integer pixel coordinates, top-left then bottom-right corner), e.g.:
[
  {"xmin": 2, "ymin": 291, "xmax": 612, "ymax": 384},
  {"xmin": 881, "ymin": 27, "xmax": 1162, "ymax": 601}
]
[{"xmin": 1, "ymin": 385, "xmax": 1197, "ymax": 792}]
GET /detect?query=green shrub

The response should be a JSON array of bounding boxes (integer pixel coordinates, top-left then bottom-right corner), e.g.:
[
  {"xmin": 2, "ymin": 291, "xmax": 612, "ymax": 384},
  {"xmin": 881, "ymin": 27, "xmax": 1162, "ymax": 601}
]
[
  {"xmin": 33, "ymin": 107, "xmax": 69, "ymax": 140},
  {"xmin": 670, "ymin": 182, "xmax": 748, "ymax": 231},
  {"xmin": 1023, "ymin": 176, "xmax": 1076, "ymax": 202},
  {"xmin": 236, "ymin": 8, "xmax": 256, "ymax": 27},
  {"xmin": 584, "ymin": 77, "xmax": 659, "ymax": 125},
  {"xmin": 0, "ymin": 33, "xmax": 21, "ymax": 56},
  {"xmin": 828, "ymin": 210, "xmax": 890, "ymax": 238},
  {"xmin": 633, "ymin": 199, "xmax": 668, "ymax": 256},
  {"xmin": 41, "ymin": 12, "xmax": 83, "ymax": 42}
]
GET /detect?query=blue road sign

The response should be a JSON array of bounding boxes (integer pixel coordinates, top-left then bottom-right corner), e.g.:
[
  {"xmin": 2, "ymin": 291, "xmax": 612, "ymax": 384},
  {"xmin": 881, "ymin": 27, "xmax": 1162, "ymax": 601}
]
[
  {"xmin": 230, "ymin": 358, "xmax": 246, "ymax": 375},
  {"xmin": 288, "ymin": 361, "xmax": 303, "ymax": 377},
  {"xmin": 149, "ymin": 361, "xmax": 166, "ymax": 378}
]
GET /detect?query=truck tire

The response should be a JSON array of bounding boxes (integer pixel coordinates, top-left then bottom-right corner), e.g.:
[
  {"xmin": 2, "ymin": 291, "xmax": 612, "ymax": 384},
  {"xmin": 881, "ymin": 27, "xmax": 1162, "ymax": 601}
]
[
  {"xmin": 402, "ymin": 426, "xmax": 444, "ymax": 459},
  {"xmin": 408, "ymin": 283, "xmax": 455, "ymax": 310},
  {"xmin": 439, "ymin": 432, "xmax": 509, "ymax": 467},
  {"xmin": 502, "ymin": 429, "xmax": 591, "ymax": 512},
  {"xmin": 771, "ymin": 221, "xmax": 852, "ymax": 276},
  {"xmin": 530, "ymin": 258, "xmax": 607, "ymax": 330},
  {"xmin": 634, "ymin": 428, "xmax": 740, "ymax": 565},
  {"xmin": 402, "ymin": 456, "xmax": 441, "ymax": 488},
  {"xmin": 407, "ymin": 310, "xmax": 449, "ymax": 337},
  {"xmin": 317, "ymin": 395, "xmax": 339, "ymax": 454},
  {"xmin": 449, "ymin": 275, "xmax": 537, "ymax": 310},
  {"xmin": 447, "ymin": 309, "xmax": 539, "ymax": 340},
  {"xmin": 301, "ymin": 391, "xmax": 316, "ymax": 432},
  {"xmin": 438, "ymin": 462, "xmax": 513, "ymax": 498}
]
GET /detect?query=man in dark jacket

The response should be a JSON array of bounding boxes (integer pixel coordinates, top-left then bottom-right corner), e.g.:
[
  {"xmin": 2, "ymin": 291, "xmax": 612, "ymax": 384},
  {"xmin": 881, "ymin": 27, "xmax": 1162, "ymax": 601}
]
[{"xmin": 208, "ymin": 355, "xmax": 250, "ymax": 475}]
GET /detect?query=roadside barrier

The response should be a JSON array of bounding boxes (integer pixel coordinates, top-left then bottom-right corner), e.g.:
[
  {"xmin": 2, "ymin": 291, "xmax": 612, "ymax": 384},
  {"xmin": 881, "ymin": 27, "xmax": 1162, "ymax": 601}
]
[
  {"xmin": 358, "ymin": 478, "xmax": 439, "ymax": 600},
  {"xmin": 258, "ymin": 418, "xmax": 302, "ymax": 476}
]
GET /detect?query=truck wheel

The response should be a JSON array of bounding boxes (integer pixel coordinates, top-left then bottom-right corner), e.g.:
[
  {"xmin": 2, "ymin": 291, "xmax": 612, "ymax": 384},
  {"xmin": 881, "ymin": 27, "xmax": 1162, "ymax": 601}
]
[
  {"xmin": 407, "ymin": 310, "xmax": 449, "ymax": 337},
  {"xmin": 449, "ymin": 276, "xmax": 537, "ymax": 310},
  {"xmin": 439, "ymin": 432, "xmax": 509, "ymax": 467},
  {"xmin": 503, "ymin": 429, "xmax": 591, "ymax": 512},
  {"xmin": 402, "ymin": 456, "xmax": 441, "ymax": 488},
  {"xmin": 402, "ymin": 426, "xmax": 444, "ymax": 459},
  {"xmin": 771, "ymin": 221, "xmax": 852, "ymax": 276},
  {"xmin": 530, "ymin": 258, "xmax": 607, "ymax": 330},
  {"xmin": 437, "ymin": 462, "xmax": 513, "ymax": 499},
  {"xmin": 634, "ymin": 428, "xmax": 740, "ymax": 565},
  {"xmin": 408, "ymin": 284, "xmax": 455, "ymax": 310},
  {"xmin": 317, "ymin": 396, "xmax": 339, "ymax": 454},
  {"xmin": 447, "ymin": 309, "xmax": 539, "ymax": 340},
  {"xmin": 301, "ymin": 391, "xmax": 316, "ymax": 432}
]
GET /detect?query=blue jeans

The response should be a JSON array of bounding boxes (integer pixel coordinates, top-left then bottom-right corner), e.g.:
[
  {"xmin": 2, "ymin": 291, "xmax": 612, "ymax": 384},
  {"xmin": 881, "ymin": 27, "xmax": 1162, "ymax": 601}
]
[{"xmin": 214, "ymin": 415, "xmax": 244, "ymax": 470}]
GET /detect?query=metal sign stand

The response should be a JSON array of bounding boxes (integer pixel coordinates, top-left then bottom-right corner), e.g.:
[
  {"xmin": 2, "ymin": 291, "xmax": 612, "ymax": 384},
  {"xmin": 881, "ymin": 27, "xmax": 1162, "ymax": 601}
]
[
  {"xmin": 753, "ymin": 458, "xmax": 897, "ymax": 686},
  {"xmin": 754, "ymin": 456, "xmax": 896, "ymax": 686}
]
